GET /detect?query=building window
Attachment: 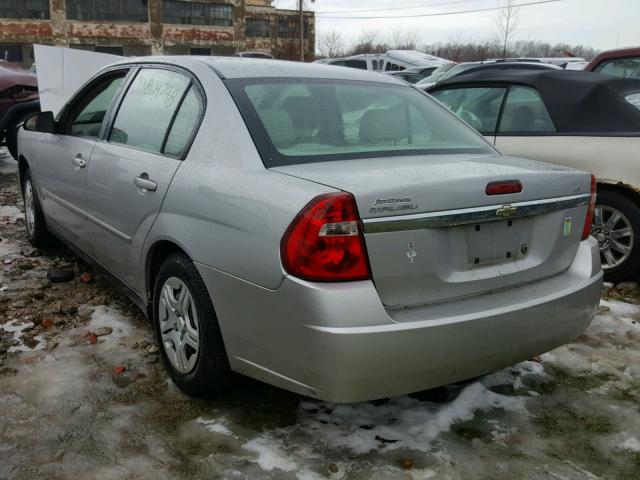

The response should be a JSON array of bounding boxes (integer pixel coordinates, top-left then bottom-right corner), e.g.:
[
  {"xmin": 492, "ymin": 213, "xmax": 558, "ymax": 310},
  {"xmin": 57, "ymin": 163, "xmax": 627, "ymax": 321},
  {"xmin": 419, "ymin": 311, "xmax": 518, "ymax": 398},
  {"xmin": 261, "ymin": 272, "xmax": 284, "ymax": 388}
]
[
  {"xmin": 246, "ymin": 18, "xmax": 270, "ymax": 38},
  {"xmin": 0, "ymin": 44, "xmax": 22, "ymax": 62},
  {"xmin": 95, "ymin": 46, "xmax": 124, "ymax": 55},
  {"xmin": 66, "ymin": 0, "xmax": 148, "ymax": 22},
  {"xmin": 190, "ymin": 47, "xmax": 210, "ymax": 55},
  {"xmin": 278, "ymin": 18, "xmax": 308, "ymax": 39},
  {"xmin": 0, "ymin": 0, "xmax": 50, "ymax": 19},
  {"xmin": 163, "ymin": 1, "xmax": 233, "ymax": 27}
]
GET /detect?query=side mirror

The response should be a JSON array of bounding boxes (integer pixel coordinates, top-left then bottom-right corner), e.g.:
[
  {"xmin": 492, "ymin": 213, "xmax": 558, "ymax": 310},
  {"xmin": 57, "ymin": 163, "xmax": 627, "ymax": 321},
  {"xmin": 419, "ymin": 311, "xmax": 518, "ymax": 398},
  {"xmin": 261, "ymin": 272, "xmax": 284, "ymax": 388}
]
[{"xmin": 24, "ymin": 111, "xmax": 55, "ymax": 134}]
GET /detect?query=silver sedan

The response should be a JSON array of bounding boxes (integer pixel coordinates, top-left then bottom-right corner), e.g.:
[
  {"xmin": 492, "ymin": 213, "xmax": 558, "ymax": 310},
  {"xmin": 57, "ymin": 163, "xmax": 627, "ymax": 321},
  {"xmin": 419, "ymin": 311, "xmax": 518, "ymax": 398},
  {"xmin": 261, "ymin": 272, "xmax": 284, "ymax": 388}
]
[{"xmin": 17, "ymin": 57, "xmax": 602, "ymax": 402}]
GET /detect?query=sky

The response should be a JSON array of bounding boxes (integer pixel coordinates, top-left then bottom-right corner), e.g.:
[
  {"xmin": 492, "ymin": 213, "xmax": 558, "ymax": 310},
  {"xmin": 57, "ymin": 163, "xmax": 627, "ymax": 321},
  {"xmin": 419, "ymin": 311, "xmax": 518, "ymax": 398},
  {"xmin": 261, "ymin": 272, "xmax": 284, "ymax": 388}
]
[{"xmin": 273, "ymin": 0, "xmax": 639, "ymax": 52}]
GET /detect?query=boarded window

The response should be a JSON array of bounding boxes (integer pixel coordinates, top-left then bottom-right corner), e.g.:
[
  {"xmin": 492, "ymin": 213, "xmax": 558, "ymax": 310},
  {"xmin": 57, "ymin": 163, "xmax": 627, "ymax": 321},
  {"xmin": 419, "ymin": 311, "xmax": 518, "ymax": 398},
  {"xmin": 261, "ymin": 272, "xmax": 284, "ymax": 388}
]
[
  {"xmin": 163, "ymin": 0, "xmax": 233, "ymax": 27},
  {"xmin": 66, "ymin": 0, "xmax": 148, "ymax": 22},
  {"xmin": 0, "ymin": 0, "xmax": 50, "ymax": 19},
  {"xmin": 95, "ymin": 46, "xmax": 124, "ymax": 55},
  {"xmin": 0, "ymin": 44, "xmax": 23, "ymax": 62},
  {"xmin": 246, "ymin": 18, "xmax": 270, "ymax": 38},
  {"xmin": 190, "ymin": 47, "xmax": 211, "ymax": 55},
  {"xmin": 278, "ymin": 19, "xmax": 308, "ymax": 39}
]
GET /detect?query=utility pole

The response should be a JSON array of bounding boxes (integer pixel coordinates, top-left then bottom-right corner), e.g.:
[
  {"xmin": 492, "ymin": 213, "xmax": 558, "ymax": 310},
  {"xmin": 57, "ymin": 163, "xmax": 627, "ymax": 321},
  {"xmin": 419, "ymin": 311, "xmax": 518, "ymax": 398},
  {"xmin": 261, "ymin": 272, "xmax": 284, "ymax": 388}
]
[{"xmin": 299, "ymin": 0, "xmax": 304, "ymax": 62}]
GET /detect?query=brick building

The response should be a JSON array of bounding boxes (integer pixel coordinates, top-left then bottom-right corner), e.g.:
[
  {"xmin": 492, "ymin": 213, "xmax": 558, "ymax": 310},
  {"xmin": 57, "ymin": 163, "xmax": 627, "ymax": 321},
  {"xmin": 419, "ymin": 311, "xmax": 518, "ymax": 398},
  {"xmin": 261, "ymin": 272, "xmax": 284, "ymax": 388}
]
[{"xmin": 0, "ymin": 0, "xmax": 315, "ymax": 67}]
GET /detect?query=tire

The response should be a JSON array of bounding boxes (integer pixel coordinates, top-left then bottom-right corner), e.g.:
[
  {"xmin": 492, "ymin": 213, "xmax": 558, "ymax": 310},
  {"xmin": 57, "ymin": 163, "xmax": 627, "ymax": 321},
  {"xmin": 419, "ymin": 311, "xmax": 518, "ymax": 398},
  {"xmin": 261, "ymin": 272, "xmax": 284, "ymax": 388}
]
[
  {"xmin": 592, "ymin": 190, "xmax": 640, "ymax": 283},
  {"xmin": 22, "ymin": 169, "xmax": 55, "ymax": 249},
  {"xmin": 6, "ymin": 110, "xmax": 35, "ymax": 160},
  {"xmin": 152, "ymin": 252, "xmax": 232, "ymax": 397}
]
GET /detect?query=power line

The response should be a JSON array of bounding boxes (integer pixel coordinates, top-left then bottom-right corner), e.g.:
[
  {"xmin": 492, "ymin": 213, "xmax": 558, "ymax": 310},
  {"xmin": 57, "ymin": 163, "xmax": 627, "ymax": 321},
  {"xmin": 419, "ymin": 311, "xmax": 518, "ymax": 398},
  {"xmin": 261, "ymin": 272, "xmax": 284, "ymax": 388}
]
[
  {"xmin": 316, "ymin": 0, "xmax": 563, "ymax": 19},
  {"xmin": 314, "ymin": 0, "xmax": 486, "ymax": 14}
]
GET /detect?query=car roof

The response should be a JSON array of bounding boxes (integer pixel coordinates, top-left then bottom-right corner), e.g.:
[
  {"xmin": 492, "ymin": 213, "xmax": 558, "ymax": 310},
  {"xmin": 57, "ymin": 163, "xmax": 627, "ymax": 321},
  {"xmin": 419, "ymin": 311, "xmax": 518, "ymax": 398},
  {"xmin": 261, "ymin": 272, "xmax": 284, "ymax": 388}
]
[
  {"xmin": 110, "ymin": 56, "xmax": 405, "ymax": 85},
  {"xmin": 431, "ymin": 69, "xmax": 640, "ymax": 134}
]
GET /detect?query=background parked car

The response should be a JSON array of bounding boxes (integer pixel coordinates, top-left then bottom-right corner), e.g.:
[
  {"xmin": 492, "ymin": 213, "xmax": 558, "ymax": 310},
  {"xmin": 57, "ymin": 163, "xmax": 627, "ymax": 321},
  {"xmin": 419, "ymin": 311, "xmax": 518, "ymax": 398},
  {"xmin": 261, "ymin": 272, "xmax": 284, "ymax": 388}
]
[
  {"xmin": 383, "ymin": 70, "xmax": 426, "ymax": 84},
  {"xmin": 0, "ymin": 60, "xmax": 39, "ymax": 159},
  {"xmin": 416, "ymin": 61, "xmax": 563, "ymax": 89},
  {"xmin": 428, "ymin": 69, "xmax": 640, "ymax": 281},
  {"xmin": 315, "ymin": 49, "xmax": 451, "ymax": 72},
  {"xmin": 585, "ymin": 46, "xmax": 640, "ymax": 79}
]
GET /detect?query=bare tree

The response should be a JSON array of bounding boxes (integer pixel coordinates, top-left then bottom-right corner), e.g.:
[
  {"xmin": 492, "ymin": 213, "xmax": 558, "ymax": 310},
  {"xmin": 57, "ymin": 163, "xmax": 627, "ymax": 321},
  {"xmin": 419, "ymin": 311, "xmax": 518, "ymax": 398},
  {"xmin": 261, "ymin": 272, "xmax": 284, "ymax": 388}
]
[
  {"xmin": 349, "ymin": 30, "xmax": 388, "ymax": 55},
  {"xmin": 388, "ymin": 27, "xmax": 420, "ymax": 50},
  {"xmin": 494, "ymin": 0, "xmax": 521, "ymax": 59},
  {"xmin": 317, "ymin": 31, "xmax": 345, "ymax": 58}
]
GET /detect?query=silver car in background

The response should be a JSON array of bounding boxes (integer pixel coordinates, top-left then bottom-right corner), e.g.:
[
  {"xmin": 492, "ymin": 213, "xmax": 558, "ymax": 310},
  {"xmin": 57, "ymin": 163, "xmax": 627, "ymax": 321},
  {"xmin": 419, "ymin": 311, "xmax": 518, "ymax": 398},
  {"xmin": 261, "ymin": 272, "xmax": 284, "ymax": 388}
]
[{"xmin": 17, "ymin": 57, "xmax": 602, "ymax": 403}]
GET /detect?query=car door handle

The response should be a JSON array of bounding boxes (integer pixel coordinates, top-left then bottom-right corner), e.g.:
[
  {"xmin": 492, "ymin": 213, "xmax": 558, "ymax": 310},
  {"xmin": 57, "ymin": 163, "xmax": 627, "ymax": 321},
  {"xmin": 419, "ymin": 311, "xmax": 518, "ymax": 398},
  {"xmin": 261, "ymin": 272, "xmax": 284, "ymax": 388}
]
[
  {"xmin": 71, "ymin": 155, "xmax": 86, "ymax": 168},
  {"xmin": 134, "ymin": 175, "xmax": 157, "ymax": 192}
]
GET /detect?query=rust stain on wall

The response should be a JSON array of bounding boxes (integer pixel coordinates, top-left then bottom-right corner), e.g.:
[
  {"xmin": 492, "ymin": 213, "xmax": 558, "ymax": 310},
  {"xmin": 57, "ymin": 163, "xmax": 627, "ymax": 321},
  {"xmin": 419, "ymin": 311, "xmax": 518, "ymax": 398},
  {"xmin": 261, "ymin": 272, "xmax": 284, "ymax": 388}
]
[
  {"xmin": 66, "ymin": 23, "xmax": 150, "ymax": 40},
  {"xmin": 0, "ymin": 22, "xmax": 52, "ymax": 39},
  {"xmin": 0, "ymin": 0, "xmax": 315, "ymax": 64},
  {"xmin": 163, "ymin": 26, "xmax": 235, "ymax": 44}
]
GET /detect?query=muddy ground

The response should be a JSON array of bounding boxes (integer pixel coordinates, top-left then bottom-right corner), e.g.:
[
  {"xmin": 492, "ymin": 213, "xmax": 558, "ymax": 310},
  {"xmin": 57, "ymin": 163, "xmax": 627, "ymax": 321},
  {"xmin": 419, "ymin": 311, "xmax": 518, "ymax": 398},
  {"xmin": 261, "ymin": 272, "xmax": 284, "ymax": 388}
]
[{"xmin": 1, "ymin": 156, "xmax": 640, "ymax": 480}]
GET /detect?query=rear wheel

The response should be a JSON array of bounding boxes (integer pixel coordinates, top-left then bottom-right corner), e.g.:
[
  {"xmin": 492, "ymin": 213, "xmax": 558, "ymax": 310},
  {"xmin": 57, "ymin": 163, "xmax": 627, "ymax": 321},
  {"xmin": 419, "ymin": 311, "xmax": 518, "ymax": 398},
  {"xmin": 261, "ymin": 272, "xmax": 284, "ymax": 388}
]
[
  {"xmin": 22, "ymin": 169, "xmax": 54, "ymax": 248},
  {"xmin": 591, "ymin": 190, "xmax": 640, "ymax": 283},
  {"xmin": 152, "ymin": 253, "xmax": 232, "ymax": 397}
]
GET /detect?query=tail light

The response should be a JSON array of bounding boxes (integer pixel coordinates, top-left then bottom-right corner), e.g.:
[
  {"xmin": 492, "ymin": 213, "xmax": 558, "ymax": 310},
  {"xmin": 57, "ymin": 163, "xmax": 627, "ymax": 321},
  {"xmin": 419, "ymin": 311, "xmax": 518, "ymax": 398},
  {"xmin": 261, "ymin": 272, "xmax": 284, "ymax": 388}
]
[
  {"xmin": 281, "ymin": 192, "xmax": 371, "ymax": 282},
  {"xmin": 581, "ymin": 174, "xmax": 597, "ymax": 240}
]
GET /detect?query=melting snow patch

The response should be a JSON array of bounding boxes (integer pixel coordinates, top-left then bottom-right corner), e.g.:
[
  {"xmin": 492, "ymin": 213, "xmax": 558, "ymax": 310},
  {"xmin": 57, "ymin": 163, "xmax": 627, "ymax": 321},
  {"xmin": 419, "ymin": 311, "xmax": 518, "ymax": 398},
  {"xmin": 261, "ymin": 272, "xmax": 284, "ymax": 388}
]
[
  {"xmin": 243, "ymin": 435, "xmax": 298, "ymax": 472},
  {"xmin": 0, "ymin": 319, "xmax": 45, "ymax": 353},
  {"xmin": 0, "ymin": 205, "xmax": 22, "ymax": 222},
  {"xmin": 296, "ymin": 381, "xmax": 526, "ymax": 455},
  {"xmin": 619, "ymin": 437, "xmax": 640, "ymax": 452},
  {"xmin": 196, "ymin": 417, "xmax": 234, "ymax": 437},
  {"xmin": 87, "ymin": 305, "xmax": 133, "ymax": 342}
]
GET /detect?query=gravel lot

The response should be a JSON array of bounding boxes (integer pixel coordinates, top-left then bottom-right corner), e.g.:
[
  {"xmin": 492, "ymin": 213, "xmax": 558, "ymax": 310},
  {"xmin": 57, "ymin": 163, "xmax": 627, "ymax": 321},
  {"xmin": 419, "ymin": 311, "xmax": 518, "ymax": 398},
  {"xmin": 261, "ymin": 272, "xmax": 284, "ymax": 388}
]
[{"xmin": 1, "ymin": 156, "xmax": 640, "ymax": 480}]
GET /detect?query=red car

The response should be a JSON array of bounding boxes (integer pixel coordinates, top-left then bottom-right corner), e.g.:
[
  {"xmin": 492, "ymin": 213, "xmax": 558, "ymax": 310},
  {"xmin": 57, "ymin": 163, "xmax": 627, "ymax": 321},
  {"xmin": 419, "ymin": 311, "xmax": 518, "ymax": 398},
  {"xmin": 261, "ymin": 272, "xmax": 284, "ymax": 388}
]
[
  {"xmin": 0, "ymin": 60, "xmax": 39, "ymax": 159},
  {"xmin": 585, "ymin": 46, "xmax": 640, "ymax": 79}
]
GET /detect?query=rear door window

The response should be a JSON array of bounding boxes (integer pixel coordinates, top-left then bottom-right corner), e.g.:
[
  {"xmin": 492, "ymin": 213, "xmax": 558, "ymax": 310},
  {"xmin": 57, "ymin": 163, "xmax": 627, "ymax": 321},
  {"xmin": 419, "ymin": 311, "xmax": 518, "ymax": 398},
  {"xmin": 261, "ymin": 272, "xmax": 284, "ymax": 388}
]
[
  {"xmin": 430, "ymin": 87, "xmax": 507, "ymax": 135},
  {"xmin": 498, "ymin": 87, "xmax": 556, "ymax": 134},
  {"xmin": 109, "ymin": 68, "xmax": 191, "ymax": 154}
]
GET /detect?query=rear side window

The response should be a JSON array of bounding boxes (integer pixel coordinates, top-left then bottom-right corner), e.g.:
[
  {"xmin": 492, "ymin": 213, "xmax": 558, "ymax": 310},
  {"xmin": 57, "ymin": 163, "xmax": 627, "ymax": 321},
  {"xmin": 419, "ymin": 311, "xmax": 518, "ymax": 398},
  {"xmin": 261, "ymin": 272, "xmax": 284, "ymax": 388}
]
[
  {"xmin": 109, "ymin": 68, "xmax": 190, "ymax": 153},
  {"xmin": 498, "ymin": 87, "xmax": 556, "ymax": 134},
  {"xmin": 164, "ymin": 86, "xmax": 203, "ymax": 157},
  {"xmin": 431, "ymin": 87, "xmax": 507, "ymax": 135},
  {"xmin": 594, "ymin": 57, "xmax": 640, "ymax": 79},
  {"xmin": 229, "ymin": 78, "xmax": 492, "ymax": 167}
]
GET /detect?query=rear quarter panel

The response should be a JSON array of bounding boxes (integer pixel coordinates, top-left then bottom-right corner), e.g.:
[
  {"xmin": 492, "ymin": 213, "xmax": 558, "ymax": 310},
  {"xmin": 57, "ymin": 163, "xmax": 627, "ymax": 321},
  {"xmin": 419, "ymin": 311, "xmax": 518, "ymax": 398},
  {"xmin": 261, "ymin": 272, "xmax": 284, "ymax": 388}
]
[{"xmin": 495, "ymin": 136, "xmax": 640, "ymax": 189}]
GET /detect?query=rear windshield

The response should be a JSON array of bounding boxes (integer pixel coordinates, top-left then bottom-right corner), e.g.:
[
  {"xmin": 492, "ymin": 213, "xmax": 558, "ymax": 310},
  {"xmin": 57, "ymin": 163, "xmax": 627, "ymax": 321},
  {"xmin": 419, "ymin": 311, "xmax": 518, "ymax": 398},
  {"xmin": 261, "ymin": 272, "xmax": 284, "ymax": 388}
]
[{"xmin": 226, "ymin": 78, "xmax": 493, "ymax": 167}]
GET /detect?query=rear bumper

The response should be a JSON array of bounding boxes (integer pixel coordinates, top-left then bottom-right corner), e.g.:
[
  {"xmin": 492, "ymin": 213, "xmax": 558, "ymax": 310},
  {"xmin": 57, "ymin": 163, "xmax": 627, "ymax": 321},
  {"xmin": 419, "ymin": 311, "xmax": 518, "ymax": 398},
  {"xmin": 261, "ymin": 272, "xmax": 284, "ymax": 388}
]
[{"xmin": 197, "ymin": 237, "xmax": 602, "ymax": 403}]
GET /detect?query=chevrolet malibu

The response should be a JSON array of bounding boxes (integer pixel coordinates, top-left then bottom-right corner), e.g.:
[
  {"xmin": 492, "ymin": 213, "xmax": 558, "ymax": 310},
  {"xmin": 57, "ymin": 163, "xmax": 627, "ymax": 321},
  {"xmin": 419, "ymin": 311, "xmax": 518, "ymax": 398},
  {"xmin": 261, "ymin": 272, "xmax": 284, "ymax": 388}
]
[{"xmin": 16, "ymin": 57, "xmax": 602, "ymax": 403}]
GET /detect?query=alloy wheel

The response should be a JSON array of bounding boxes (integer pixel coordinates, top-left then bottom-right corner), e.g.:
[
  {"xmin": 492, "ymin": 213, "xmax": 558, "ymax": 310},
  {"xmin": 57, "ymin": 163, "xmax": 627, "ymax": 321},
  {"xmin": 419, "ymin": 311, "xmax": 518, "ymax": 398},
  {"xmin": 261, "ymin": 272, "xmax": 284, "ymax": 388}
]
[
  {"xmin": 158, "ymin": 277, "xmax": 200, "ymax": 374},
  {"xmin": 591, "ymin": 205, "xmax": 634, "ymax": 270}
]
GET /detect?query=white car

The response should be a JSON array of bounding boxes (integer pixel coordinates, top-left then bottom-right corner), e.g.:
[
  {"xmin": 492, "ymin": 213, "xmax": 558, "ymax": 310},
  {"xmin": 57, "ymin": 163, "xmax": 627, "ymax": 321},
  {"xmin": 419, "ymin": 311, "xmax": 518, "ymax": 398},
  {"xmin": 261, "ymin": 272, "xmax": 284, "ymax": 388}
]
[{"xmin": 429, "ymin": 69, "xmax": 640, "ymax": 281}]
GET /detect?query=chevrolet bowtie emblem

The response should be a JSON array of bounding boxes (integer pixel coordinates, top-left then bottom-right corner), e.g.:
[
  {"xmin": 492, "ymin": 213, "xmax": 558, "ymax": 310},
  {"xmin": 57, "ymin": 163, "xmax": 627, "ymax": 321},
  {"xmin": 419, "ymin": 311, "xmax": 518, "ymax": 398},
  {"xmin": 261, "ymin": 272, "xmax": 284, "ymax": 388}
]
[{"xmin": 496, "ymin": 205, "xmax": 517, "ymax": 218}]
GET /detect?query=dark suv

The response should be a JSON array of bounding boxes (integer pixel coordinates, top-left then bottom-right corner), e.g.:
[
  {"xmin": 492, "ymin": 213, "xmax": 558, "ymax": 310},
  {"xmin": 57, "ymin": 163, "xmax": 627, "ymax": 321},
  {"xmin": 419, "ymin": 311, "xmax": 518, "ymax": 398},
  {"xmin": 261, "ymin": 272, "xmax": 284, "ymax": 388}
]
[{"xmin": 0, "ymin": 60, "xmax": 39, "ymax": 159}]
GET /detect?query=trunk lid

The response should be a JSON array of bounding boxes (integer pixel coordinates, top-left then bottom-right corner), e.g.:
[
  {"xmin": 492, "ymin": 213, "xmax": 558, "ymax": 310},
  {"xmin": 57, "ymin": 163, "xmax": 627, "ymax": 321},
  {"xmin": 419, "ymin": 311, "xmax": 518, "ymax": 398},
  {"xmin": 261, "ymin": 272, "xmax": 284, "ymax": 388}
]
[{"xmin": 272, "ymin": 154, "xmax": 592, "ymax": 309}]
